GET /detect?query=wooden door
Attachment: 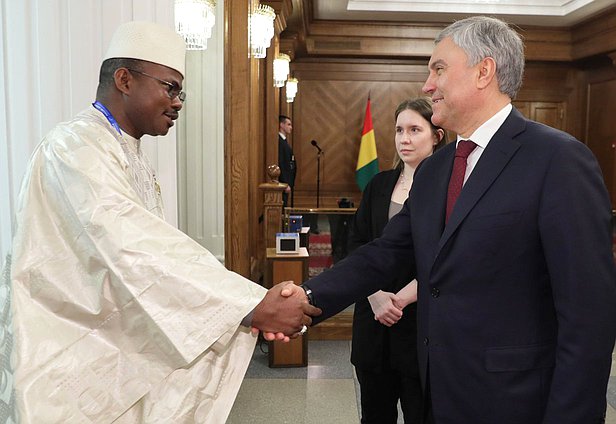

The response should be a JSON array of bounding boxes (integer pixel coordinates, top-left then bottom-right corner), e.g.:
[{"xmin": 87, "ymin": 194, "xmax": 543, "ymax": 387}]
[{"xmin": 513, "ymin": 101, "xmax": 566, "ymax": 130}]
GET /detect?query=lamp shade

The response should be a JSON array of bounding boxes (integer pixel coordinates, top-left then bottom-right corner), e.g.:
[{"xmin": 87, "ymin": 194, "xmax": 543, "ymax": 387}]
[
  {"xmin": 286, "ymin": 77, "xmax": 298, "ymax": 102},
  {"xmin": 273, "ymin": 54, "xmax": 290, "ymax": 87},
  {"xmin": 175, "ymin": 0, "xmax": 216, "ymax": 50},
  {"xmin": 250, "ymin": 4, "xmax": 275, "ymax": 58}
]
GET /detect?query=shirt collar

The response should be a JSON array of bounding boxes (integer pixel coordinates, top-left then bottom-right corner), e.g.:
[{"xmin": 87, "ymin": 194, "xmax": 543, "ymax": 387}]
[
  {"xmin": 123, "ymin": 131, "xmax": 141, "ymax": 154},
  {"xmin": 456, "ymin": 103, "xmax": 512, "ymax": 149},
  {"xmin": 279, "ymin": 132, "xmax": 287, "ymax": 140},
  {"xmin": 90, "ymin": 103, "xmax": 141, "ymax": 152}
]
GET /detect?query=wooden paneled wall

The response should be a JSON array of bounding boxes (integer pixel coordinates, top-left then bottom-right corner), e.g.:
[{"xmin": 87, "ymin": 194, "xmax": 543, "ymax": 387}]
[
  {"xmin": 291, "ymin": 63, "xmax": 427, "ymax": 207},
  {"xmin": 584, "ymin": 58, "xmax": 616, "ymax": 209},
  {"xmin": 575, "ymin": 6, "xmax": 616, "ymax": 207},
  {"xmin": 288, "ymin": 59, "xmax": 586, "ymax": 208},
  {"xmin": 223, "ymin": 3, "xmax": 616, "ymax": 277},
  {"xmin": 224, "ymin": 0, "xmax": 293, "ymax": 279},
  {"xmin": 225, "ymin": 0, "xmax": 265, "ymax": 277}
]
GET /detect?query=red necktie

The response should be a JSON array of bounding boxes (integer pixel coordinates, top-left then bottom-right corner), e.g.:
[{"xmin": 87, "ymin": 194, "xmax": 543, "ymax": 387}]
[{"xmin": 446, "ymin": 140, "xmax": 477, "ymax": 223}]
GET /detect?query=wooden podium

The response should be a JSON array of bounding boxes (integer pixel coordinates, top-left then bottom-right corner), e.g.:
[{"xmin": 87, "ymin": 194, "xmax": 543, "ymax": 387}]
[{"xmin": 266, "ymin": 247, "xmax": 309, "ymax": 367}]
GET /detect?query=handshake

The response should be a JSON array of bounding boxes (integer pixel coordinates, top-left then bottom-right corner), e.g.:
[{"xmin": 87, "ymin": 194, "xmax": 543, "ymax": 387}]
[{"xmin": 250, "ymin": 282, "xmax": 322, "ymax": 342}]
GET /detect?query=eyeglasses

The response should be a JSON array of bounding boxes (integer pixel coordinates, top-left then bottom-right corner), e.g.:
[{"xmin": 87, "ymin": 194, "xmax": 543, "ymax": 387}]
[{"xmin": 126, "ymin": 68, "xmax": 186, "ymax": 102}]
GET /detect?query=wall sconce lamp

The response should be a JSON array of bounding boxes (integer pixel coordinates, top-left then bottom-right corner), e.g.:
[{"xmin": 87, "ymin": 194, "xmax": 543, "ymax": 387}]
[
  {"xmin": 250, "ymin": 4, "xmax": 275, "ymax": 58},
  {"xmin": 174, "ymin": 0, "xmax": 216, "ymax": 50},
  {"xmin": 273, "ymin": 54, "xmax": 290, "ymax": 87},
  {"xmin": 286, "ymin": 77, "xmax": 298, "ymax": 102}
]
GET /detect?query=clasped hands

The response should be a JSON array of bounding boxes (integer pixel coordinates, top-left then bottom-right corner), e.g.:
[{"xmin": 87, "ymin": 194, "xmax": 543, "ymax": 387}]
[
  {"xmin": 368, "ymin": 290, "xmax": 403, "ymax": 327},
  {"xmin": 251, "ymin": 281, "xmax": 321, "ymax": 342},
  {"xmin": 369, "ymin": 280, "xmax": 419, "ymax": 327}
]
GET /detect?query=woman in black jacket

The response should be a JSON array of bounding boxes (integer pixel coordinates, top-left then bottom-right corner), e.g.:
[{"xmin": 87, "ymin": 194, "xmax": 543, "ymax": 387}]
[{"xmin": 349, "ymin": 97, "xmax": 446, "ymax": 423}]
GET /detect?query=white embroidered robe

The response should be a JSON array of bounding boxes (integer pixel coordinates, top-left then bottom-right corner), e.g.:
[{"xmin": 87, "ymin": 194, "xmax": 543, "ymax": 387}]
[{"xmin": 3, "ymin": 106, "xmax": 265, "ymax": 423}]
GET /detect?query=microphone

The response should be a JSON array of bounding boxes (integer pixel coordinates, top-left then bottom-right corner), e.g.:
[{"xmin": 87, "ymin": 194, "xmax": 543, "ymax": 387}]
[{"xmin": 311, "ymin": 140, "xmax": 323, "ymax": 153}]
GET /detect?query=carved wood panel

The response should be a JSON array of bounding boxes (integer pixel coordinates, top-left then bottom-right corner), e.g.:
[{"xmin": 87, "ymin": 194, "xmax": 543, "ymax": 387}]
[
  {"xmin": 586, "ymin": 78, "xmax": 616, "ymax": 208},
  {"xmin": 291, "ymin": 78, "xmax": 426, "ymax": 206},
  {"xmin": 512, "ymin": 101, "xmax": 565, "ymax": 130}
]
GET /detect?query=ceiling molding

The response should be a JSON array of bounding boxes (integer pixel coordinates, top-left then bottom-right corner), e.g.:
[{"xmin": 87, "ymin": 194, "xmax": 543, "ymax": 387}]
[
  {"xmin": 281, "ymin": 0, "xmax": 616, "ymax": 62},
  {"xmin": 346, "ymin": 0, "xmax": 605, "ymax": 16},
  {"xmin": 263, "ymin": 0, "xmax": 294, "ymax": 34},
  {"xmin": 321, "ymin": 0, "xmax": 616, "ymax": 27},
  {"xmin": 571, "ymin": 5, "xmax": 616, "ymax": 59}
]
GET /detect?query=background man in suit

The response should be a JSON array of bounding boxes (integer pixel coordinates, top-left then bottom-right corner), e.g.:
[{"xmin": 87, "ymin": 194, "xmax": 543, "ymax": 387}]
[
  {"xmin": 294, "ymin": 16, "xmax": 616, "ymax": 423},
  {"xmin": 278, "ymin": 114, "xmax": 296, "ymax": 207}
]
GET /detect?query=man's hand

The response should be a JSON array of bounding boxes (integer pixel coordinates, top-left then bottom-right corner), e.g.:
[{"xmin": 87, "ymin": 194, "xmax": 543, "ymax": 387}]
[
  {"xmin": 261, "ymin": 282, "xmax": 312, "ymax": 342},
  {"xmin": 252, "ymin": 282, "xmax": 321, "ymax": 341},
  {"xmin": 368, "ymin": 290, "xmax": 403, "ymax": 327},
  {"xmin": 279, "ymin": 281, "xmax": 308, "ymax": 301}
]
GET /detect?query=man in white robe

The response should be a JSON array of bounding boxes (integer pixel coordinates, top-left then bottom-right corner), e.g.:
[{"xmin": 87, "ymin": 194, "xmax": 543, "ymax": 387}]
[{"xmin": 0, "ymin": 21, "xmax": 319, "ymax": 423}]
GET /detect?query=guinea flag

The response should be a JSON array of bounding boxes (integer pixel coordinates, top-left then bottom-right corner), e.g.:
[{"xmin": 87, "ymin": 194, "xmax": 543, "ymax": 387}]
[{"xmin": 355, "ymin": 97, "xmax": 379, "ymax": 191}]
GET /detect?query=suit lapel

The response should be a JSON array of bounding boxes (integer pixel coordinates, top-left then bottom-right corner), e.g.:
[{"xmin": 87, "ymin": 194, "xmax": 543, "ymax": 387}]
[
  {"xmin": 420, "ymin": 146, "xmax": 453, "ymax": 259},
  {"xmin": 436, "ymin": 108, "xmax": 527, "ymax": 255}
]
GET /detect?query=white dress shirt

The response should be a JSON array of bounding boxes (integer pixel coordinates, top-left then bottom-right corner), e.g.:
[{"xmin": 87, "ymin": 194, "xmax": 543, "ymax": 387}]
[{"xmin": 456, "ymin": 103, "xmax": 513, "ymax": 184}]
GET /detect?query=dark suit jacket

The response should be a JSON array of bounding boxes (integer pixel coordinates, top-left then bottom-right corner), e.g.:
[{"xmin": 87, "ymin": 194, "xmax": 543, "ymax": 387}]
[
  {"xmin": 348, "ymin": 169, "xmax": 418, "ymax": 376},
  {"xmin": 278, "ymin": 134, "xmax": 296, "ymax": 189},
  {"xmin": 306, "ymin": 108, "xmax": 616, "ymax": 423}
]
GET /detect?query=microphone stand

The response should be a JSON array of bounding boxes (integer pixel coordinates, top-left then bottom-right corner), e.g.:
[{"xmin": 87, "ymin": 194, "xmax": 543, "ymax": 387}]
[{"xmin": 316, "ymin": 150, "xmax": 322, "ymax": 208}]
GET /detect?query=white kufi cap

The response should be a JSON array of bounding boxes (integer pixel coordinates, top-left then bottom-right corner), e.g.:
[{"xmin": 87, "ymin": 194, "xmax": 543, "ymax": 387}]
[{"xmin": 104, "ymin": 21, "xmax": 186, "ymax": 77}]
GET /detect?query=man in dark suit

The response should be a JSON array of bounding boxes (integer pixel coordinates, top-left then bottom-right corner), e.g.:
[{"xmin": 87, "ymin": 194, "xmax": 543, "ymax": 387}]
[
  {"xmin": 295, "ymin": 16, "xmax": 616, "ymax": 423},
  {"xmin": 278, "ymin": 115, "xmax": 296, "ymax": 207}
]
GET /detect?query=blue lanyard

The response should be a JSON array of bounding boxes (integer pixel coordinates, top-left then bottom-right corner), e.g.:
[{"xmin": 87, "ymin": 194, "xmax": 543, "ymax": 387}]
[{"xmin": 92, "ymin": 101, "xmax": 122, "ymax": 135}]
